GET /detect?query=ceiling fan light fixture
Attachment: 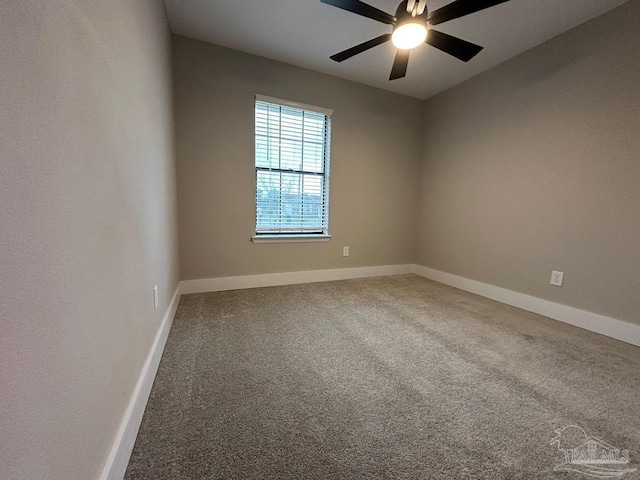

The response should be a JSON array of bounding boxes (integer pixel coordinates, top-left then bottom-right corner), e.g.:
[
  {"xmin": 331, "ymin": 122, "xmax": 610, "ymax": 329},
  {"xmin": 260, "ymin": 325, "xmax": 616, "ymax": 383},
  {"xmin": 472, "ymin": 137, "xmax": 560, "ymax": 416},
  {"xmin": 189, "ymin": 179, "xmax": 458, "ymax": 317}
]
[
  {"xmin": 321, "ymin": 0, "xmax": 507, "ymax": 80},
  {"xmin": 391, "ymin": 22, "xmax": 427, "ymax": 50}
]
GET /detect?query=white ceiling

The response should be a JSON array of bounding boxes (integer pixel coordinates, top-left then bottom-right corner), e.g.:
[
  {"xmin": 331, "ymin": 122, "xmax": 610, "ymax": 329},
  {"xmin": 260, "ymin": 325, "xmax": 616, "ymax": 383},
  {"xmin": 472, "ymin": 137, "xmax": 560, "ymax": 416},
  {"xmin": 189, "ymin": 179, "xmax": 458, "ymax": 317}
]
[{"xmin": 164, "ymin": 0, "xmax": 629, "ymax": 99}]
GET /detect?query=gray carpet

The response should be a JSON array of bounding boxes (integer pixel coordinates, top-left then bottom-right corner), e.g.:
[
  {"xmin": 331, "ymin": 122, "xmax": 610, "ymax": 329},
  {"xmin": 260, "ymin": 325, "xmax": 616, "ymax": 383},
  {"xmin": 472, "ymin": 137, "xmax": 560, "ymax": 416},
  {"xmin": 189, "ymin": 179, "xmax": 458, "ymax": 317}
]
[{"xmin": 124, "ymin": 274, "xmax": 640, "ymax": 479}]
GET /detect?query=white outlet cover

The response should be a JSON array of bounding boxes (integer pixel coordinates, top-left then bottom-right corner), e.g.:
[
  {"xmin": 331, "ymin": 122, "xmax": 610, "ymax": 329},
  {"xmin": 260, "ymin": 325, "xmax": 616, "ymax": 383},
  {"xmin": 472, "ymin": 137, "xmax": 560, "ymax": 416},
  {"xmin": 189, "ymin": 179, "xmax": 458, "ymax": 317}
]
[
  {"xmin": 343, "ymin": 246, "xmax": 349, "ymax": 257},
  {"xmin": 550, "ymin": 271, "xmax": 564, "ymax": 287}
]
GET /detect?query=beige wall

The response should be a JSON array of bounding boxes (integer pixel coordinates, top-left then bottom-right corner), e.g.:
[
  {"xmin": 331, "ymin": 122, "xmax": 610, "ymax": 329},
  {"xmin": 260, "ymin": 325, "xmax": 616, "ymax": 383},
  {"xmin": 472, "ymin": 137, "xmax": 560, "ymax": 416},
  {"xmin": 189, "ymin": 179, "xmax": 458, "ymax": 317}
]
[
  {"xmin": 173, "ymin": 35, "xmax": 424, "ymax": 280},
  {"xmin": 0, "ymin": 1, "xmax": 179, "ymax": 479},
  {"xmin": 417, "ymin": 1, "xmax": 640, "ymax": 324}
]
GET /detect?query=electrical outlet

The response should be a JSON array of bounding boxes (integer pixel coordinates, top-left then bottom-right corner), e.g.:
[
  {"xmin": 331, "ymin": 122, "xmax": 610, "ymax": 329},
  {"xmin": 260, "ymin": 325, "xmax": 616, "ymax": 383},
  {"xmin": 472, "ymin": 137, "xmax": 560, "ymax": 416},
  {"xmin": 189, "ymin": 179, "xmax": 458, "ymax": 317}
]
[
  {"xmin": 153, "ymin": 285, "xmax": 159, "ymax": 310},
  {"xmin": 343, "ymin": 246, "xmax": 350, "ymax": 257},
  {"xmin": 550, "ymin": 271, "xmax": 564, "ymax": 287}
]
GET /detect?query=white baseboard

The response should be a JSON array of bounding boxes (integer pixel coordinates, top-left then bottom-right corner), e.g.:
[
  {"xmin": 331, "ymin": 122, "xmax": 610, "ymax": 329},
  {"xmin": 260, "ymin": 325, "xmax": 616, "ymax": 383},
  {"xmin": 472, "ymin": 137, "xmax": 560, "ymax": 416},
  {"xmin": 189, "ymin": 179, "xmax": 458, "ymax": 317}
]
[
  {"xmin": 99, "ymin": 286, "xmax": 182, "ymax": 480},
  {"xmin": 413, "ymin": 265, "xmax": 640, "ymax": 348},
  {"xmin": 179, "ymin": 264, "xmax": 414, "ymax": 295}
]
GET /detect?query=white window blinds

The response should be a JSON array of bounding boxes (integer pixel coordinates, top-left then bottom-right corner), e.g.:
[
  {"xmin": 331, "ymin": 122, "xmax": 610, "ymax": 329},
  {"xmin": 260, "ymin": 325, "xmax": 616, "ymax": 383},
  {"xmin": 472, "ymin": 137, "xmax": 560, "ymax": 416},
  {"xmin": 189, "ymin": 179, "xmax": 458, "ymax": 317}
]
[{"xmin": 255, "ymin": 96, "xmax": 332, "ymax": 235}]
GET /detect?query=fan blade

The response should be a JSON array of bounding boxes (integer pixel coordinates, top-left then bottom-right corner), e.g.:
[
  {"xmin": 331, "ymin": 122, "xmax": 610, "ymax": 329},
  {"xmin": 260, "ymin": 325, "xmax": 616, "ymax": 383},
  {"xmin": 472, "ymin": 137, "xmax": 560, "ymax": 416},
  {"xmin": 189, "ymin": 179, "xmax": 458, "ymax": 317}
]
[
  {"xmin": 321, "ymin": 0, "xmax": 396, "ymax": 25},
  {"xmin": 428, "ymin": 0, "xmax": 510, "ymax": 26},
  {"xmin": 330, "ymin": 34, "xmax": 391, "ymax": 62},
  {"xmin": 390, "ymin": 49, "xmax": 410, "ymax": 80},
  {"xmin": 426, "ymin": 30, "xmax": 483, "ymax": 62}
]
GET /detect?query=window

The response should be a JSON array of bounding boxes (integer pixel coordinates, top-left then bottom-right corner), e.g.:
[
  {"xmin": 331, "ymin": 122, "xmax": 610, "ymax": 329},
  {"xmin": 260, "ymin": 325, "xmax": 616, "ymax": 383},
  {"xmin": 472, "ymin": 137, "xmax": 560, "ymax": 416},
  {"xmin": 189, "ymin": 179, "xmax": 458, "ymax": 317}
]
[{"xmin": 253, "ymin": 95, "xmax": 332, "ymax": 242}]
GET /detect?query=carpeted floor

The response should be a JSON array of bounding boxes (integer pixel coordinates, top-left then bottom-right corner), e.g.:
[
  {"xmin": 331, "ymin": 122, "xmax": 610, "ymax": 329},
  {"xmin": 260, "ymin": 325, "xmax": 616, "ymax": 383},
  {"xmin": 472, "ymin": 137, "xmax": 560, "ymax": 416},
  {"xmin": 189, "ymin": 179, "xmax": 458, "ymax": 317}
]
[{"xmin": 124, "ymin": 274, "xmax": 640, "ymax": 479}]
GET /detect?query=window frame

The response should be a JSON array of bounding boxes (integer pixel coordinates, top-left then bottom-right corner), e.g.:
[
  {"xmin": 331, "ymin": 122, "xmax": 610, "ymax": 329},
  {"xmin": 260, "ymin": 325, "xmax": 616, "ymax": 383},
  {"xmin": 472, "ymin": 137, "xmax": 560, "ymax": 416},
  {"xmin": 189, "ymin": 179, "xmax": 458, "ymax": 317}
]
[{"xmin": 252, "ymin": 94, "xmax": 333, "ymax": 244}]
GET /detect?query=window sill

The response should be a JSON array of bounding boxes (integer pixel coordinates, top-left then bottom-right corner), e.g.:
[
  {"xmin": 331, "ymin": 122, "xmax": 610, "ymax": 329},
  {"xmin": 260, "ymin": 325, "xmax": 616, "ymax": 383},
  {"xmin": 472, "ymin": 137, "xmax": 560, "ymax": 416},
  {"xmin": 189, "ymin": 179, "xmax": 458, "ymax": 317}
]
[{"xmin": 251, "ymin": 235, "xmax": 332, "ymax": 244}]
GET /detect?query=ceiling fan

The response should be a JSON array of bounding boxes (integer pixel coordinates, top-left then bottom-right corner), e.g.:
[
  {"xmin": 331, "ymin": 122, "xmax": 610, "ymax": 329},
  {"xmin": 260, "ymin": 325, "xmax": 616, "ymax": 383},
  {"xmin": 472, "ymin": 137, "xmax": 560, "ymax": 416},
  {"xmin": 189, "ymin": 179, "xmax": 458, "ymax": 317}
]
[{"xmin": 321, "ymin": 0, "xmax": 511, "ymax": 80}]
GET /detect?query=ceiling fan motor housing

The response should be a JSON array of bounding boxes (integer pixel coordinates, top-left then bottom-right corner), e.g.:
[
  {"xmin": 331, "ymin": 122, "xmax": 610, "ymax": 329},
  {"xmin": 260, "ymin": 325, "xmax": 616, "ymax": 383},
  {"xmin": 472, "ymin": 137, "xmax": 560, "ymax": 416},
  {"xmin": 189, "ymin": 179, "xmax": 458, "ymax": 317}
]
[
  {"xmin": 392, "ymin": 0, "xmax": 429, "ymax": 51},
  {"xmin": 398, "ymin": 0, "xmax": 428, "ymax": 22},
  {"xmin": 393, "ymin": 0, "xmax": 428, "ymax": 46}
]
